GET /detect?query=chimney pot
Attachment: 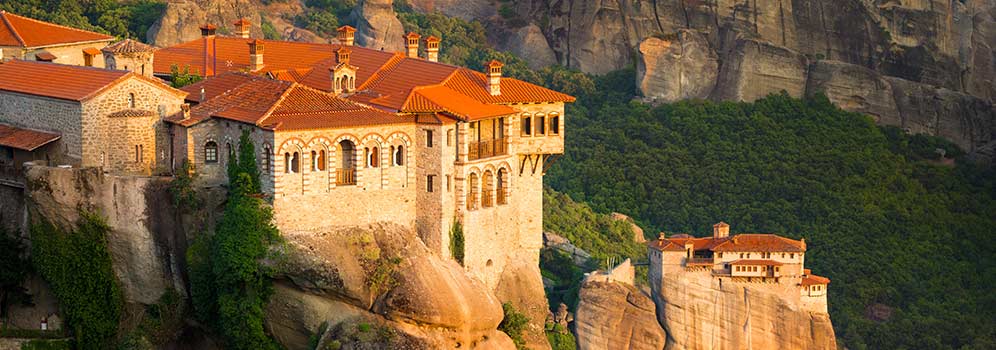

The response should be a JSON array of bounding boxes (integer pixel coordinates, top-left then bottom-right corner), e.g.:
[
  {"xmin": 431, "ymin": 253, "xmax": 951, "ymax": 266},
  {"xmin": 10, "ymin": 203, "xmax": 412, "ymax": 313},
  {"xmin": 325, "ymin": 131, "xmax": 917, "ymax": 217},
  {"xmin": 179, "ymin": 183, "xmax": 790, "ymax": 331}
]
[
  {"xmin": 200, "ymin": 24, "xmax": 217, "ymax": 37},
  {"xmin": 233, "ymin": 18, "xmax": 251, "ymax": 38},
  {"xmin": 425, "ymin": 36, "xmax": 440, "ymax": 62},
  {"xmin": 405, "ymin": 32, "xmax": 420, "ymax": 58},
  {"xmin": 486, "ymin": 60, "xmax": 503, "ymax": 96},
  {"xmin": 337, "ymin": 25, "xmax": 356, "ymax": 46}
]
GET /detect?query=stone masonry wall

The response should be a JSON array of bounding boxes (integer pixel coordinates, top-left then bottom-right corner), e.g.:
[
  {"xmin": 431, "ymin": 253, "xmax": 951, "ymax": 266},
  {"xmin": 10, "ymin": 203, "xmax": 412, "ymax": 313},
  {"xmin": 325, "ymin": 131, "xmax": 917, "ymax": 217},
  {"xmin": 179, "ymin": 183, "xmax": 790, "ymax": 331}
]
[
  {"xmin": 0, "ymin": 92, "xmax": 81, "ymax": 164},
  {"xmin": 179, "ymin": 119, "xmax": 274, "ymax": 188},
  {"xmin": 1, "ymin": 41, "xmax": 113, "ymax": 68},
  {"xmin": 415, "ymin": 119, "xmax": 458, "ymax": 256},
  {"xmin": 81, "ymin": 77, "xmax": 184, "ymax": 174}
]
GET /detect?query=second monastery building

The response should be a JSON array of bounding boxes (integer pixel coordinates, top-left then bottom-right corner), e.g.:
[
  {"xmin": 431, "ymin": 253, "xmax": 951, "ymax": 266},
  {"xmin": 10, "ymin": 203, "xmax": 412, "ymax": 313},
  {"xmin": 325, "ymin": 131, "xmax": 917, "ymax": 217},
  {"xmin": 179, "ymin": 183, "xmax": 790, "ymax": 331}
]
[{"xmin": 0, "ymin": 15, "xmax": 575, "ymax": 288}]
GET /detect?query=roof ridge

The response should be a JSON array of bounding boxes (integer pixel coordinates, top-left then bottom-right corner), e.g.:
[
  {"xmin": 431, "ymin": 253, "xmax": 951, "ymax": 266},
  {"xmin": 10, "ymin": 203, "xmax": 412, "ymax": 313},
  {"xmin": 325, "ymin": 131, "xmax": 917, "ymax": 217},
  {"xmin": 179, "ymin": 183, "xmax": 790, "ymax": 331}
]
[
  {"xmin": 356, "ymin": 53, "xmax": 405, "ymax": 91},
  {"xmin": 256, "ymin": 82, "xmax": 300, "ymax": 126},
  {"xmin": 0, "ymin": 12, "xmax": 26, "ymax": 46},
  {"xmin": 2, "ymin": 11, "xmax": 112, "ymax": 45}
]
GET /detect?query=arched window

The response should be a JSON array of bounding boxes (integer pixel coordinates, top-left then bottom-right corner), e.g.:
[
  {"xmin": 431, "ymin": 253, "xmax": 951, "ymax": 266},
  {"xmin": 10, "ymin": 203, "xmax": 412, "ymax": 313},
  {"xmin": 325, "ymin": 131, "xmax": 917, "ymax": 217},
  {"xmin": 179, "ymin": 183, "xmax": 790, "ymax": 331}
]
[
  {"xmin": 338, "ymin": 140, "xmax": 357, "ymax": 186},
  {"xmin": 394, "ymin": 145, "xmax": 404, "ymax": 166},
  {"xmin": 128, "ymin": 93, "xmax": 136, "ymax": 108},
  {"xmin": 204, "ymin": 141, "xmax": 218, "ymax": 163},
  {"xmin": 313, "ymin": 150, "xmax": 326, "ymax": 171},
  {"xmin": 262, "ymin": 145, "xmax": 271, "ymax": 173},
  {"xmin": 496, "ymin": 168, "xmax": 507, "ymax": 204},
  {"xmin": 226, "ymin": 142, "xmax": 234, "ymax": 161},
  {"xmin": 467, "ymin": 172, "xmax": 479, "ymax": 210},
  {"xmin": 284, "ymin": 152, "xmax": 300, "ymax": 173},
  {"xmin": 366, "ymin": 147, "xmax": 379, "ymax": 167},
  {"xmin": 482, "ymin": 170, "xmax": 494, "ymax": 207}
]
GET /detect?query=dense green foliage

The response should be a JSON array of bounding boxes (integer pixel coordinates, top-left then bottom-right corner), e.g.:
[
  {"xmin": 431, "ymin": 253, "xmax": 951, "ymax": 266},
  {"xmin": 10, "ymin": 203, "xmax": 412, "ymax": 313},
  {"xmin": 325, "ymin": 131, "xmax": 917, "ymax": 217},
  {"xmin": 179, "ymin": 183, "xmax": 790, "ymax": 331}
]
[
  {"xmin": 449, "ymin": 220, "xmax": 465, "ymax": 265},
  {"xmin": 30, "ymin": 213, "xmax": 122, "ymax": 350},
  {"xmin": 0, "ymin": 228, "xmax": 30, "ymax": 320},
  {"xmin": 168, "ymin": 160, "xmax": 200, "ymax": 212},
  {"xmin": 0, "ymin": 0, "xmax": 165, "ymax": 40},
  {"xmin": 20, "ymin": 339, "xmax": 72, "ymax": 350},
  {"xmin": 545, "ymin": 325, "xmax": 576, "ymax": 350},
  {"xmin": 547, "ymin": 68, "xmax": 996, "ymax": 349},
  {"xmin": 227, "ymin": 130, "xmax": 263, "ymax": 193},
  {"xmin": 293, "ymin": 0, "xmax": 355, "ymax": 38},
  {"xmin": 498, "ymin": 302, "xmax": 529, "ymax": 350},
  {"xmin": 187, "ymin": 134, "xmax": 282, "ymax": 350},
  {"xmin": 168, "ymin": 65, "xmax": 202, "ymax": 89}
]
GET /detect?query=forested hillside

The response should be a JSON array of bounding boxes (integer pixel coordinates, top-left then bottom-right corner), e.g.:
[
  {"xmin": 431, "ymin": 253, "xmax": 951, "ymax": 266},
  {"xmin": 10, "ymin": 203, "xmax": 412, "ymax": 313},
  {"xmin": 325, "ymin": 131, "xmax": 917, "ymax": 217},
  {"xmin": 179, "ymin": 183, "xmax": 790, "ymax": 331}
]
[{"xmin": 547, "ymin": 69, "xmax": 996, "ymax": 350}]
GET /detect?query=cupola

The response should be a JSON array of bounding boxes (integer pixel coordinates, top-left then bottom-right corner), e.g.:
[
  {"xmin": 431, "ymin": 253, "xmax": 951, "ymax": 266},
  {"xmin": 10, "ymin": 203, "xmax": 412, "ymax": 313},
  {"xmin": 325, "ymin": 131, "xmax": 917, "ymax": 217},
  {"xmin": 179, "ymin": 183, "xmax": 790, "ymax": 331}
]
[
  {"xmin": 337, "ymin": 25, "xmax": 356, "ymax": 46},
  {"xmin": 233, "ymin": 18, "xmax": 251, "ymax": 39},
  {"xmin": 405, "ymin": 32, "xmax": 420, "ymax": 58},
  {"xmin": 425, "ymin": 35, "xmax": 440, "ymax": 62},
  {"xmin": 486, "ymin": 60, "xmax": 503, "ymax": 96},
  {"xmin": 331, "ymin": 46, "xmax": 357, "ymax": 94}
]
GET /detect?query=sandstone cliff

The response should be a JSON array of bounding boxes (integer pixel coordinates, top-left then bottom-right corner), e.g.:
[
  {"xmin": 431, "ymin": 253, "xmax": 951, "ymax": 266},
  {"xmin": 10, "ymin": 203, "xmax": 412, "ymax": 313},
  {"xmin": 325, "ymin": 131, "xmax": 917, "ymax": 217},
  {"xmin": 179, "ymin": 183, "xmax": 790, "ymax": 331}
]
[
  {"xmin": 652, "ymin": 271, "xmax": 837, "ymax": 350},
  {"xmin": 574, "ymin": 260, "xmax": 667, "ymax": 350},
  {"xmin": 268, "ymin": 223, "xmax": 516, "ymax": 349},
  {"xmin": 350, "ymin": 0, "xmax": 406, "ymax": 52},
  {"xmin": 147, "ymin": 0, "xmax": 264, "ymax": 46}
]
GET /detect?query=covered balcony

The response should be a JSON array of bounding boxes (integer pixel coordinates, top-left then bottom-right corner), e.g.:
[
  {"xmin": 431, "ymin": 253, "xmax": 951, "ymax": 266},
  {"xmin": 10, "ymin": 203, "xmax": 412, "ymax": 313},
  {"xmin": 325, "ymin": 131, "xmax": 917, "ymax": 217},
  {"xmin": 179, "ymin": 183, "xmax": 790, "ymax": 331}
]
[{"xmin": 467, "ymin": 117, "xmax": 507, "ymax": 161}]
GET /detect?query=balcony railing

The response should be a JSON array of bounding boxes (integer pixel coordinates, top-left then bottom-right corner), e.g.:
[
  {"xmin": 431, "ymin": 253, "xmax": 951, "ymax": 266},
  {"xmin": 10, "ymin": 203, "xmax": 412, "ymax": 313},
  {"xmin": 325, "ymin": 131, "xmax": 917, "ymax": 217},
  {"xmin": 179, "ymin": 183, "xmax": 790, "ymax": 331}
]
[
  {"xmin": 0, "ymin": 164, "xmax": 24, "ymax": 188},
  {"xmin": 468, "ymin": 138, "xmax": 508, "ymax": 161},
  {"xmin": 685, "ymin": 257, "xmax": 713, "ymax": 266},
  {"xmin": 336, "ymin": 168, "xmax": 356, "ymax": 186}
]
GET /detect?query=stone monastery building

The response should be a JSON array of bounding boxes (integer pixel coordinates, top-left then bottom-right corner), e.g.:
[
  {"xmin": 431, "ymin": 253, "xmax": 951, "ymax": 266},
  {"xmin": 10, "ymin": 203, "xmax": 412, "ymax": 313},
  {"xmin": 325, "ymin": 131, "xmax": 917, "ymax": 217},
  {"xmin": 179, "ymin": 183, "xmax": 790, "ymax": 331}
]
[
  {"xmin": 648, "ymin": 222, "xmax": 831, "ymax": 312},
  {"xmin": 0, "ymin": 10, "xmax": 115, "ymax": 67},
  {"xmin": 0, "ymin": 14, "xmax": 575, "ymax": 289}
]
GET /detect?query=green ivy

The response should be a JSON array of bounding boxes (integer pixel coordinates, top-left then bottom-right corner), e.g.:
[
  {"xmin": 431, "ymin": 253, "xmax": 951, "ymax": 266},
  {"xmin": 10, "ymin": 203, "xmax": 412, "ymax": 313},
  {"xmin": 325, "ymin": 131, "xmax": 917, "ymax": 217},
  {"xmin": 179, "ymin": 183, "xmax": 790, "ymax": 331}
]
[
  {"xmin": 449, "ymin": 220, "xmax": 464, "ymax": 266},
  {"xmin": 498, "ymin": 302, "xmax": 529, "ymax": 350},
  {"xmin": 30, "ymin": 212, "xmax": 122, "ymax": 350}
]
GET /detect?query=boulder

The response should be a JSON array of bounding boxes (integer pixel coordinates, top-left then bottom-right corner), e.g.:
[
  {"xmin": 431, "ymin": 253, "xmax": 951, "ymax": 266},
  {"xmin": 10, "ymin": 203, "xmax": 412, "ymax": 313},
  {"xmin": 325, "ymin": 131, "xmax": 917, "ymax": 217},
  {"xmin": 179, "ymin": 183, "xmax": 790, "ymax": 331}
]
[
  {"xmin": 495, "ymin": 252, "xmax": 553, "ymax": 350},
  {"xmin": 147, "ymin": 0, "xmax": 262, "ymax": 47},
  {"xmin": 574, "ymin": 279, "xmax": 666, "ymax": 350},
  {"xmin": 637, "ymin": 31, "xmax": 719, "ymax": 104},
  {"xmin": 805, "ymin": 60, "xmax": 900, "ymax": 122},
  {"xmin": 350, "ymin": 0, "xmax": 406, "ymax": 53},
  {"xmin": 271, "ymin": 223, "xmax": 512, "ymax": 349},
  {"xmin": 712, "ymin": 37, "xmax": 809, "ymax": 102}
]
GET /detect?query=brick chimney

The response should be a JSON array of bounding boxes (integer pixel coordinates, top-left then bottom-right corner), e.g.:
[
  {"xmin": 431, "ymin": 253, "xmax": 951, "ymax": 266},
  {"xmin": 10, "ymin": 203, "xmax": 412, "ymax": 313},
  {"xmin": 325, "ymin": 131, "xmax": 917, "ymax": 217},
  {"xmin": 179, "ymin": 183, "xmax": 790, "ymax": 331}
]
[
  {"xmin": 233, "ymin": 18, "xmax": 251, "ymax": 39},
  {"xmin": 201, "ymin": 24, "xmax": 217, "ymax": 76},
  {"xmin": 405, "ymin": 32, "xmax": 420, "ymax": 58},
  {"xmin": 713, "ymin": 222, "xmax": 730, "ymax": 239},
  {"xmin": 200, "ymin": 24, "xmax": 217, "ymax": 37},
  {"xmin": 337, "ymin": 25, "xmax": 356, "ymax": 46},
  {"xmin": 486, "ymin": 60, "xmax": 503, "ymax": 96},
  {"xmin": 248, "ymin": 39, "xmax": 264, "ymax": 71},
  {"xmin": 335, "ymin": 46, "xmax": 351, "ymax": 65},
  {"xmin": 425, "ymin": 36, "xmax": 440, "ymax": 62}
]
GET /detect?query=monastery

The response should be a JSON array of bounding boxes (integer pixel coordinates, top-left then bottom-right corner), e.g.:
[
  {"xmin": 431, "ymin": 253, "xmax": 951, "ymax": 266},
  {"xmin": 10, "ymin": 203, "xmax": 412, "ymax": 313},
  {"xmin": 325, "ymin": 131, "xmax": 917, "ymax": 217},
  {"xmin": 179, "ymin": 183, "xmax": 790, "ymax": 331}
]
[
  {"xmin": 0, "ymin": 14, "xmax": 574, "ymax": 288},
  {"xmin": 647, "ymin": 222, "xmax": 831, "ymax": 312}
]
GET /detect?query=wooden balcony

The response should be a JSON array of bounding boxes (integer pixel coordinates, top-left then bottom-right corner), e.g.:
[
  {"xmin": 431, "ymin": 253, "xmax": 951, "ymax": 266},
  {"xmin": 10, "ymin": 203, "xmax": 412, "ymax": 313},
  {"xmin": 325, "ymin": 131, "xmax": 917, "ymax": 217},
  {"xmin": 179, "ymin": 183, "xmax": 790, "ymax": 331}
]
[
  {"xmin": 336, "ymin": 168, "xmax": 356, "ymax": 186},
  {"xmin": 468, "ymin": 138, "xmax": 508, "ymax": 161}
]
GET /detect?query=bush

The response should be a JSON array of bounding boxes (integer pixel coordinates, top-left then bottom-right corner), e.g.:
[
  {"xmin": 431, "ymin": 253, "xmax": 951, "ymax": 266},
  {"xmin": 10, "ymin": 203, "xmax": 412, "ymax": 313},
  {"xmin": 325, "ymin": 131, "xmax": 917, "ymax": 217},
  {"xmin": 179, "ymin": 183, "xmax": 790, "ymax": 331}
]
[
  {"xmin": 498, "ymin": 303, "xmax": 529, "ymax": 350},
  {"xmin": 30, "ymin": 213, "xmax": 122, "ymax": 350},
  {"xmin": 20, "ymin": 339, "xmax": 72, "ymax": 350},
  {"xmin": 168, "ymin": 160, "xmax": 200, "ymax": 212},
  {"xmin": 169, "ymin": 64, "xmax": 202, "ymax": 88},
  {"xmin": 449, "ymin": 220, "xmax": 464, "ymax": 265},
  {"xmin": 546, "ymin": 328, "xmax": 576, "ymax": 350}
]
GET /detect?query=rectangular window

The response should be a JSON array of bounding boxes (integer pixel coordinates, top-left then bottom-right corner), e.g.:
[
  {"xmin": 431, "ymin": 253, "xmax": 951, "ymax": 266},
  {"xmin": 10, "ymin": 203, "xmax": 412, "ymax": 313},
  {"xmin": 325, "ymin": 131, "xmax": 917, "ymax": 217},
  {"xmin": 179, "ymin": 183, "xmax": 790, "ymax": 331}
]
[
  {"xmin": 84, "ymin": 54, "xmax": 93, "ymax": 67},
  {"xmin": 446, "ymin": 175, "xmax": 451, "ymax": 192},
  {"xmin": 550, "ymin": 115, "xmax": 560, "ymax": 134},
  {"xmin": 446, "ymin": 129, "xmax": 453, "ymax": 146},
  {"xmin": 426, "ymin": 175, "xmax": 435, "ymax": 192},
  {"xmin": 521, "ymin": 116, "xmax": 532, "ymax": 136},
  {"xmin": 536, "ymin": 115, "xmax": 546, "ymax": 135},
  {"xmin": 426, "ymin": 130, "xmax": 434, "ymax": 147}
]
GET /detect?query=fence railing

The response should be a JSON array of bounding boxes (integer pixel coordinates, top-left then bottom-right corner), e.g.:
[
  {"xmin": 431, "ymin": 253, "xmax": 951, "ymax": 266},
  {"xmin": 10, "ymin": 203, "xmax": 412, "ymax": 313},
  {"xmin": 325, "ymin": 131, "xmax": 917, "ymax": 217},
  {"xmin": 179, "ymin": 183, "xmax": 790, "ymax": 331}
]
[
  {"xmin": 468, "ymin": 138, "xmax": 508, "ymax": 161},
  {"xmin": 336, "ymin": 168, "xmax": 356, "ymax": 186}
]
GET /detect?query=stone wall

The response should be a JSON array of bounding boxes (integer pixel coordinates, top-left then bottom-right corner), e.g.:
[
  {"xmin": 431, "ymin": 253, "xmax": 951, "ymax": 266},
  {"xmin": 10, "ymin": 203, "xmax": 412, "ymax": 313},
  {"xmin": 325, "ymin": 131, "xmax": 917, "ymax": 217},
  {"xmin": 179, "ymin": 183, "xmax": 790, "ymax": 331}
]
[
  {"xmin": 2, "ymin": 40, "xmax": 113, "ymax": 68},
  {"xmin": 178, "ymin": 119, "xmax": 275, "ymax": 188},
  {"xmin": 0, "ymin": 92, "xmax": 81, "ymax": 164},
  {"xmin": 415, "ymin": 119, "xmax": 457, "ymax": 257},
  {"xmin": 81, "ymin": 77, "xmax": 185, "ymax": 175}
]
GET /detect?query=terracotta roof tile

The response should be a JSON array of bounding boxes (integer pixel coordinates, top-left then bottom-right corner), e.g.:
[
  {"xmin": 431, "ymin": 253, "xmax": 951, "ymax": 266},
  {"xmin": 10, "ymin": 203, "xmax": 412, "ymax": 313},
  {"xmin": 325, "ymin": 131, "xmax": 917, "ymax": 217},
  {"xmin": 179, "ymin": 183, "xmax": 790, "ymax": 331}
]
[
  {"xmin": 34, "ymin": 51, "xmax": 56, "ymax": 61},
  {"xmin": 82, "ymin": 47, "xmax": 101, "ymax": 56},
  {"xmin": 0, "ymin": 123, "xmax": 60, "ymax": 151},
  {"xmin": 444, "ymin": 69, "xmax": 576, "ymax": 104},
  {"xmin": 102, "ymin": 39, "xmax": 155, "ymax": 54},
  {"xmin": 404, "ymin": 85, "xmax": 517, "ymax": 121},
  {"xmin": 710, "ymin": 234, "xmax": 806, "ymax": 252},
  {"xmin": 802, "ymin": 273, "xmax": 830, "ymax": 285},
  {"xmin": 0, "ymin": 11, "xmax": 113, "ymax": 48},
  {"xmin": 0, "ymin": 60, "xmax": 184, "ymax": 102}
]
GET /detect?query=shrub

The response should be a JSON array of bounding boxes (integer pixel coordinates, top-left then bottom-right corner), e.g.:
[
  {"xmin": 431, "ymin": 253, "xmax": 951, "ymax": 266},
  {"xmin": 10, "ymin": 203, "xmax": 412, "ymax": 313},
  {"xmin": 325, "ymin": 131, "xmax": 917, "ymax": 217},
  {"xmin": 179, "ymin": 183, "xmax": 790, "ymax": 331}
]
[
  {"xmin": 169, "ymin": 64, "xmax": 202, "ymax": 88},
  {"xmin": 20, "ymin": 339, "xmax": 72, "ymax": 350},
  {"xmin": 546, "ymin": 328, "xmax": 576, "ymax": 350},
  {"xmin": 498, "ymin": 303, "xmax": 529, "ymax": 350},
  {"xmin": 30, "ymin": 213, "xmax": 122, "ymax": 350},
  {"xmin": 168, "ymin": 160, "xmax": 200, "ymax": 212},
  {"xmin": 449, "ymin": 220, "xmax": 464, "ymax": 265}
]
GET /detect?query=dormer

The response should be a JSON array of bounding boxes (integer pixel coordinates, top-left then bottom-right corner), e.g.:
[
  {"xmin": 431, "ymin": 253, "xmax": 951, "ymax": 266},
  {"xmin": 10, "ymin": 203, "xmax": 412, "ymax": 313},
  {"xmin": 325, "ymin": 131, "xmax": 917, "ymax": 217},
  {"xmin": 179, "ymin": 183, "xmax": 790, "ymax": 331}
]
[
  {"xmin": 331, "ymin": 47, "xmax": 357, "ymax": 94},
  {"xmin": 486, "ymin": 60, "xmax": 503, "ymax": 96},
  {"xmin": 405, "ymin": 32, "xmax": 420, "ymax": 58},
  {"xmin": 233, "ymin": 18, "xmax": 251, "ymax": 38},
  {"xmin": 337, "ymin": 25, "xmax": 356, "ymax": 46}
]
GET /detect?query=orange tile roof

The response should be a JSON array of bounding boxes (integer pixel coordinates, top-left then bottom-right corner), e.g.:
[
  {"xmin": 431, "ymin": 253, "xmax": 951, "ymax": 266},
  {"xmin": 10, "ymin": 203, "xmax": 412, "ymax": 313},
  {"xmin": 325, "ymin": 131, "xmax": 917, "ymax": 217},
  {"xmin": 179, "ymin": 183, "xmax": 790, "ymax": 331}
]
[
  {"xmin": 0, "ymin": 59, "xmax": 184, "ymax": 102},
  {"xmin": 802, "ymin": 273, "xmax": 830, "ymax": 286},
  {"xmin": 170, "ymin": 73, "xmax": 409, "ymax": 131},
  {"xmin": 82, "ymin": 47, "xmax": 101, "ymax": 55},
  {"xmin": 443, "ymin": 69, "xmax": 576, "ymax": 104},
  {"xmin": 647, "ymin": 239, "xmax": 688, "ymax": 252},
  {"xmin": 0, "ymin": 11, "xmax": 113, "ymax": 48},
  {"xmin": 728, "ymin": 259, "xmax": 784, "ymax": 266},
  {"xmin": 402, "ymin": 85, "xmax": 518, "ymax": 121},
  {"xmin": 102, "ymin": 39, "xmax": 155, "ymax": 54},
  {"xmin": 0, "ymin": 123, "xmax": 60, "ymax": 151},
  {"xmin": 710, "ymin": 234, "xmax": 806, "ymax": 252}
]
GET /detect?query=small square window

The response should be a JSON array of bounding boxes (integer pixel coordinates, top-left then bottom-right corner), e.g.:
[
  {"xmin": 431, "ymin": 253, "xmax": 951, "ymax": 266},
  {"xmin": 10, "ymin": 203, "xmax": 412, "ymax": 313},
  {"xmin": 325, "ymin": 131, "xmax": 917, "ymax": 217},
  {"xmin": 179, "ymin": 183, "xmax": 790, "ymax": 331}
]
[
  {"xmin": 427, "ymin": 175, "xmax": 435, "ymax": 192},
  {"xmin": 426, "ymin": 130, "xmax": 434, "ymax": 147}
]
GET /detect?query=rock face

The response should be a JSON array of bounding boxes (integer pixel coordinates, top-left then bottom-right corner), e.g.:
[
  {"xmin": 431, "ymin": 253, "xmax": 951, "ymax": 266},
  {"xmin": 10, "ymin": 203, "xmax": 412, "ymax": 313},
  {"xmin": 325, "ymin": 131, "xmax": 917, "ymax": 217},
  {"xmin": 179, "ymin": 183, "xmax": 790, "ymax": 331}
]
[
  {"xmin": 350, "ymin": 0, "xmax": 406, "ymax": 52},
  {"xmin": 543, "ymin": 231, "xmax": 591, "ymax": 266},
  {"xmin": 805, "ymin": 60, "xmax": 901, "ymax": 123},
  {"xmin": 574, "ymin": 261, "xmax": 666, "ymax": 350},
  {"xmin": 652, "ymin": 271, "xmax": 837, "ymax": 350},
  {"xmin": 147, "ymin": 0, "xmax": 262, "ymax": 47},
  {"xmin": 637, "ymin": 31, "xmax": 718, "ymax": 104},
  {"xmin": 268, "ymin": 223, "xmax": 515, "ymax": 350},
  {"xmin": 711, "ymin": 36, "xmax": 810, "ymax": 102}
]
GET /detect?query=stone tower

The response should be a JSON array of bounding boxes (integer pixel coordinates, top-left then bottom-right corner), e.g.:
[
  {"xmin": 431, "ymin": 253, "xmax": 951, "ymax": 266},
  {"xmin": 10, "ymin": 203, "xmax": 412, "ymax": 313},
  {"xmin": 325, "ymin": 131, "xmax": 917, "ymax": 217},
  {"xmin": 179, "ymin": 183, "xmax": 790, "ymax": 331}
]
[{"xmin": 102, "ymin": 39, "xmax": 156, "ymax": 78}]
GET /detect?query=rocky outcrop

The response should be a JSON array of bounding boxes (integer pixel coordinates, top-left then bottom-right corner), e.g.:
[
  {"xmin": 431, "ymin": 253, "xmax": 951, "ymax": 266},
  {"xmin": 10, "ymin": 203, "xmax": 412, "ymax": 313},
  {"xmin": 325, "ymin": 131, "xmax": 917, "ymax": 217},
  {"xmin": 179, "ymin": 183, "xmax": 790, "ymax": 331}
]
[
  {"xmin": 147, "ymin": 0, "xmax": 262, "ymax": 47},
  {"xmin": 652, "ymin": 271, "xmax": 836, "ymax": 350},
  {"xmin": 711, "ymin": 37, "xmax": 810, "ymax": 102},
  {"xmin": 407, "ymin": 0, "xmax": 494, "ymax": 21},
  {"xmin": 574, "ymin": 261, "xmax": 666, "ymax": 350},
  {"xmin": 885, "ymin": 77, "xmax": 996, "ymax": 153},
  {"xmin": 502, "ymin": 24, "xmax": 559, "ymax": 69},
  {"xmin": 268, "ymin": 224, "xmax": 515, "ymax": 350},
  {"xmin": 543, "ymin": 231, "xmax": 591, "ymax": 266},
  {"xmin": 350, "ymin": 0, "xmax": 406, "ymax": 52},
  {"xmin": 637, "ymin": 31, "xmax": 718, "ymax": 104},
  {"xmin": 609, "ymin": 212, "xmax": 646, "ymax": 243},
  {"xmin": 495, "ymin": 251, "xmax": 554, "ymax": 350},
  {"xmin": 805, "ymin": 60, "xmax": 901, "ymax": 123}
]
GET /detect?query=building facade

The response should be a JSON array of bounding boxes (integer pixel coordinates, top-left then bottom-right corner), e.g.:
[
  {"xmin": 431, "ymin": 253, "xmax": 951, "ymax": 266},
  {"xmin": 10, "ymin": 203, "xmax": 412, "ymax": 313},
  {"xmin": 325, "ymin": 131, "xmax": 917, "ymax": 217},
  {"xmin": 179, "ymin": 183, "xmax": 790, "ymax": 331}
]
[{"xmin": 0, "ymin": 11, "xmax": 114, "ymax": 67}]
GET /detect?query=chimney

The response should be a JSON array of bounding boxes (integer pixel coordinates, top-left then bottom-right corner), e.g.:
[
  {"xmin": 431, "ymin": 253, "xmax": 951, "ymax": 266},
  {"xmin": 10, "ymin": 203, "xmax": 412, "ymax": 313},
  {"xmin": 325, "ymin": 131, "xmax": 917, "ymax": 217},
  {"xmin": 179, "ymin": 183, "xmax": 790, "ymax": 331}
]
[
  {"xmin": 405, "ymin": 32, "xmax": 420, "ymax": 58},
  {"xmin": 248, "ymin": 39, "xmax": 264, "ymax": 71},
  {"xmin": 486, "ymin": 60, "xmax": 503, "ymax": 96},
  {"xmin": 200, "ymin": 87, "xmax": 206, "ymax": 101},
  {"xmin": 233, "ymin": 18, "xmax": 251, "ymax": 39},
  {"xmin": 337, "ymin": 25, "xmax": 356, "ymax": 46},
  {"xmin": 712, "ymin": 222, "xmax": 730, "ymax": 239},
  {"xmin": 335, "ymin": 46, "xmax": 351, "ymax": 65},
  {"xmin": 200, "ymin": 24, "xmax": 217, "ymax": 37},
  {"xmin": 181, "ymin": 103, "xmax": 191, "ymax": 119},
  {"xmin": 425, "ymin": 36, "xmax": 440, "ymax": 62}
]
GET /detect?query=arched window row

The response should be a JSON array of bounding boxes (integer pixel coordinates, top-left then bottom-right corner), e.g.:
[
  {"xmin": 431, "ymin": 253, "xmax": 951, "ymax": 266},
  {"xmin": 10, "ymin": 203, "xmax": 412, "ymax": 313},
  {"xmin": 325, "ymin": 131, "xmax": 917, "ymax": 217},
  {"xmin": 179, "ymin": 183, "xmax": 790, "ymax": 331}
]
[{"xmin": 465, "ymin": 166, "xmax": 510, "ymax": 210}]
